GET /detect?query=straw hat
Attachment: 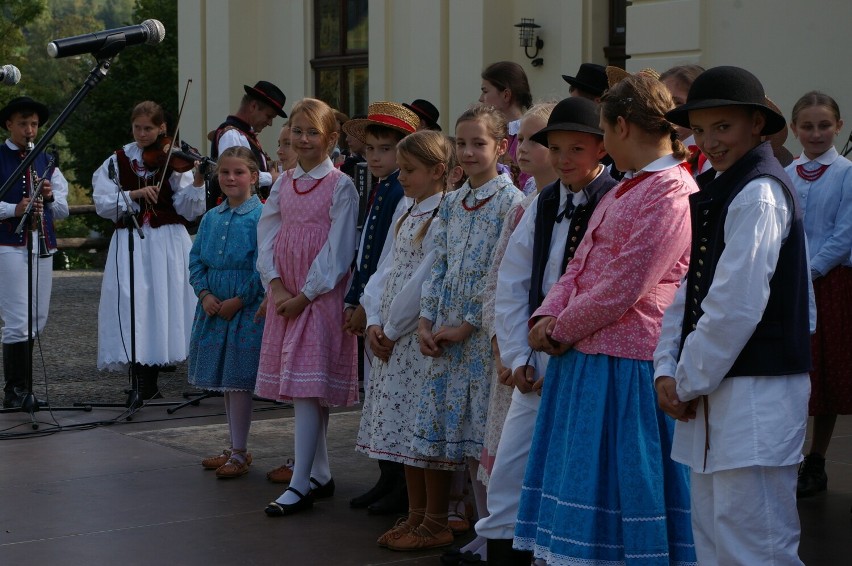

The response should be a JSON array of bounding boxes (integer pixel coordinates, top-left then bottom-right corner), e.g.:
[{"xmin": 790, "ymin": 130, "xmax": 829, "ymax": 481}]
[
  {"xmin": 605, "ymin": 66, "xmax": 661, "ymax": 89},
  {"xmin": 664, "ymin": 66, "xmax": 786, "ymax": 136},
  {"xmin": 342, "ymin": 102, "xmax": 419, "ymax": 143}
]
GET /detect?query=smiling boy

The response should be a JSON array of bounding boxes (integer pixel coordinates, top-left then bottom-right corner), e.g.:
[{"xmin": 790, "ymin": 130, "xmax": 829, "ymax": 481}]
[{"xmin": 655, "ymin": 66, "xmax": 812, "ymax": 565}]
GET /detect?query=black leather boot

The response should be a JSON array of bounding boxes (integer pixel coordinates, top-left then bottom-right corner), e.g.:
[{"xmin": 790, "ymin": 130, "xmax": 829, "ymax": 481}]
[
  {"xmin": 350, "ymin": 459, "xmax": 395, "ymax": 508},
  {"xmin": 486, "ymin": 538, "xmax": 533, "ymax": 566},
  {"xmin": 367, "ymin": 461, "xmax": 408, "ymax": 515},
  {"xmin": 3, "ymin": 342, "xmax": 28, "ymax": 408}
]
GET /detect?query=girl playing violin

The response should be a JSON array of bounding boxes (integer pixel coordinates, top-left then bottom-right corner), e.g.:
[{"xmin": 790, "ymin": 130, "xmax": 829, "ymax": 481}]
[{"xmin": 92, "ymin": 100, "xmax": 205, "ymax": 404}]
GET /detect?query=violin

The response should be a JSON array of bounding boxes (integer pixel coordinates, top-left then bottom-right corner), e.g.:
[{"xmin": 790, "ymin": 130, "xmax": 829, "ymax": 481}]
[{"xmin": 142, "ymin": 134, "xmax": 196, "ymax": 173}]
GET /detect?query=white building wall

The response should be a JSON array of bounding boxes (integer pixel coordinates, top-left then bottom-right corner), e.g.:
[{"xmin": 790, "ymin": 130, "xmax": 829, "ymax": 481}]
[{"xmin": 627, "ymin": 0, "xmax": 852, "ymax": 155}]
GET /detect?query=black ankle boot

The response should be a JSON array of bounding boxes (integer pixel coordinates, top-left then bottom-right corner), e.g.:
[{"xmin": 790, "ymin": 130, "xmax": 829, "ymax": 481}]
[
  {"xmin": 486, "ymin": 538, "xmax": 533, "ymax": 566},
  {"xmin": 3, "ymin": 342, "xmax": 29, "ymax": 408},
  {"xmin": 367, "ymin": 462, "xmax": 408, "ymax": 515},
  {"xmin": 797, "ymin": 453, "xmax": 827, "ymax": 498},
  {"xmin": 350, "ymin": 459, "xmax": 395, "ymax": 508}
]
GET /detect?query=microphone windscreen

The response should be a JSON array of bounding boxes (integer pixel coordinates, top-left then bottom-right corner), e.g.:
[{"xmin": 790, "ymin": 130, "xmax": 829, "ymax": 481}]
[{"xmin": 142, "ymin": 19, "xmax": 166, "ymax": 45}]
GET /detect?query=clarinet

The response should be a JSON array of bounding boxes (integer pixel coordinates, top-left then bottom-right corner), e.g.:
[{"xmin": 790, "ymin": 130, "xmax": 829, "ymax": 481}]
[{"xmin": 26, "ymin": 141, "xmax": 54, "ymax": 258}]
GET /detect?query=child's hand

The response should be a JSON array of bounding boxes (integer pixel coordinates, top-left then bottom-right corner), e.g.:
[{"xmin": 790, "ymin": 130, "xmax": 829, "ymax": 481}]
[
  {"xmin": 528, "ymin": 316, "xmax": 570, "ymax": 356},
  {"xmin": 655, "ymin": 376, "xmax": 691, "ymax": 421},
  {"xmin": 418, "ymin": 318, "xmax": 442, "ymax": 357},
  {"xmin": 491, "ymin": 337, "xmax": 512, "ymax": 386},
  {"xmin": 254, "ymin": 295, "xmax": 268, "ymax": 323},
  {"xmin": 269, "ymin": 279, "xmax": 294, "ymax": 315},
  {"xmin": 132, "ymin": 185, "xmax": 160, "ymax": 204},
  {"xmin": 279, "ymin": 293, "xmax": 310, "ymax": 319},
  {"xmin": 512, "ymin": 364, "xmax": 537, "ymax": 394},
  {"xmin": 344, "ymin": 305, "xmax": 367, "ymax": 336},
  {"xmin": 201, "ymin": 293, "xmax": 221, "ymax": 316},
  {"xmin": 367, "ymin": 325, "xmax": 395, "ymax": 362},
  {"xmin": 433, "ymin": 322, "xmax": 475, "ymax": 347},
  {"xmin": 342, "ymin": 306, "xmax": 355, "ymax": 330},
  {"xmin": 532, "ymin": 376, "xmax": 544, "ymax": 396},
  {"xmin": 217, "ymin": 297, "xmax": 244, "ymax": 321}
]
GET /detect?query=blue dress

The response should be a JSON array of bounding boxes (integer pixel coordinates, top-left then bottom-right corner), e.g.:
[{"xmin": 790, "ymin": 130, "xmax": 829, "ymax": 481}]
[{"xmin": 187, "ymin": 196, "xmax": 264, "ymax": 391}]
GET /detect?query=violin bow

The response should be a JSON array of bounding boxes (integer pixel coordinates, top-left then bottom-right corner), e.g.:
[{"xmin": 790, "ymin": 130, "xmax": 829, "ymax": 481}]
[{"xmin": 156, "ymin": 78, "xmax": 193, "ymax": 193}]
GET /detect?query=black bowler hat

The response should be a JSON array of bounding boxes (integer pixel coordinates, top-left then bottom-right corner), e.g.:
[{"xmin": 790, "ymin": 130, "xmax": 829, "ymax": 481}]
[
  {"xmin": 530, "ymin": 97, "xmax": 602, "ymax": 146},
  {"xmin": 562, "ymin": 63, "xmax": 608, "ymax": 97},
  {"xmin": 403, "ymin": 99, "xmax": 441, "ymax": 131},
  {"xmin": 244, "ymin": 80, "xmax": 287, "ymax": 118},
  {"xmin": 665, "ymin": 66, "xmax": 785, "ymax": 136},
  {"xmin": 0, "ymin": 96, "xmax": 49, "ymax": 129}
]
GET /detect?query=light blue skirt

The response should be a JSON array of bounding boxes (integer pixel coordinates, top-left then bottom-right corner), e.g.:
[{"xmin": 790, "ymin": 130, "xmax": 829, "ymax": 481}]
[{"xmin": 514, "ymin": 350, "xmax": 696, "ymax": 566}]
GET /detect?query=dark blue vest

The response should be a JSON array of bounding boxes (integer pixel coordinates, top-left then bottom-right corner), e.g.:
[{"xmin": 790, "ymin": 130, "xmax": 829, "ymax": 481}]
[
  {"xmin": 679, "ymin": 142, "xmax": 811, "ymax": 377},
  {"xmin": 528, "ymin": 172, "xmax": 617, "ymax": 313},
  {"xmin": 0, "ymin": 144, "xmax": 57, "ymax": 248},
  {"xmin": 344, "ymin": 170, "xmax": 404, "ymax": 305}
]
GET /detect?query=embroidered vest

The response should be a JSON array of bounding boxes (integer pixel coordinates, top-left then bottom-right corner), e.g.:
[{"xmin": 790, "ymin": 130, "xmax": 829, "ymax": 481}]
[
  {"xmin": 113, "ymin": 149, "xmax": 187, "ymax": 229},
  {"xmin": 528, "ymin": 172, "xmax": 617, "ymax": 313},
  {"xmin": 0, "ymin": 144, "xmax": 57, "ymax": 248},
  {"xmin": 679, "ymin": 142, "xmax": 811, "ymax": 377}
]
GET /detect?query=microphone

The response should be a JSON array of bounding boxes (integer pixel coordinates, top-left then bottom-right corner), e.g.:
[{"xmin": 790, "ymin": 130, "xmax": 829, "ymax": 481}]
[
  {"xmin": 47, "ymin": 19, "xmax": 165, "ymax": 59},
  {"xmin": 0, "ymin": 64, "xmax": 21, "ymax": 85}
]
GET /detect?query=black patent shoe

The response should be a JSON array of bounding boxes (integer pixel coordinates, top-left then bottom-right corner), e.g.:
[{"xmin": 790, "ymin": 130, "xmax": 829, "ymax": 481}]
[
  {"xmin": 797, "ymin": 453, "xmax": 827, "ymax": 498},
  {"xmin": 367, "ymin": 480, "xmax": 409, "ymax": 515},
  {"xmin": 310, "ymin": 477, "xmax": 335, "ymax": 499},
  {"xmin": 350, "ymin": 478, "xmax": 391, "ymax": 508},
  {"xmin": 264, "ymin": 487, "xmax": 314, "ymax": 517}
]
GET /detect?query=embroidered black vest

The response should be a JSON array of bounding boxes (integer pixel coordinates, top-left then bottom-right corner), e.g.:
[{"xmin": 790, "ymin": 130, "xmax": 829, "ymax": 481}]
[
  {"xmin": 0, "ymin": 144, "xmax": 58, "ymax": 248},
  {"xmin": 679, "ymin": 142, "xmax": 810, "ymax": 377},
  {"xmin": 528, "ymin": 172, "xmax": 617, "ymax": 313},
  {"xmin": 209, "ymin": 116, "xmax": 271, "ymax": 205},
  {"xmin": 113, "ymin": 149, "xmax": 188, "ymax": 229}
]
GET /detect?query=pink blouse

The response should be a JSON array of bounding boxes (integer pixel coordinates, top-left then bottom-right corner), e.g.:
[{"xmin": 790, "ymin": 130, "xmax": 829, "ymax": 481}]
[{"xmin": 532, "ymin": 160, "xmax": 697, "ymax": 361}]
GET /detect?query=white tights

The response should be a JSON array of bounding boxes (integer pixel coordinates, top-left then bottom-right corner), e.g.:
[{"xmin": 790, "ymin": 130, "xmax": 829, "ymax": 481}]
[{"xmin": 276, "ymin": 397, "xmax": 331, "ymax": 505}]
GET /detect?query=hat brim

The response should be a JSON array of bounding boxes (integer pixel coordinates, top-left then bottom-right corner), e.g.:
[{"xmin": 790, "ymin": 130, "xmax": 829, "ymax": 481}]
[
  {"xmin": 402, "ymin": 103, "xmax": 441, "ymax": 131},
  {"xmin": 530, "ymin": 122, "xmax": 603, "ymax": 146},
  {"xmin": 666, "ymin": 99, "xmax": 786, "ymax": 136},
  {"xmin": 0, "ymin": 100, "xmax": 49, "ymax": 130},
  {"xmin": 342, "ymin": 118, "xmax": 414, "ymax": 144},
  {"xmin": 243, "ymin": 85, "xmax": 287, "ymax": 118},
  {"xmin": 561, "ymin": 75, "xmax": 605, "ymax": 97}
]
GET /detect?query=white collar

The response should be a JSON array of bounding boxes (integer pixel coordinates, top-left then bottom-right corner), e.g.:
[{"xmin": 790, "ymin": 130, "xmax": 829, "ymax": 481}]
[
  {"xmin": 623, "ymin": 154, "xmax": 681, "ymax": 178},
  {"xmin": 411, "ymin": 192, "xmax": 443, "ymax": 214},
  {"xmin": 294, "ymin": 157, "xmax": 334, "ymax": 179},
  {"xmin": 683, "ymin": 134, "xmax": 697, "ymax": 147},
  {"xmin": 5, "ymin": 139, "xmax": 25, "ymax": 151},
  {"xmin": 792, "ymin": 146, "xmax": 839, "ymax": 167}
]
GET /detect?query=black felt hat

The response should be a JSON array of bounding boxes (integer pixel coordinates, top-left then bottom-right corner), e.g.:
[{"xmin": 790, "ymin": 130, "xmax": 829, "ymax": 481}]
[
  {"xmin": 530, "ymin": 97, "xmax": 602, "ymax": 146},
  {"xmin": 403, "ymin": 99, "xmax": 441, "ymax": 131},
  {"xmin": 562, "ymin": 63, "xmax": 608, "ymax": 97},
  {"xmin": 665, "ymin": 66, "xmax": 785, "ymax": 135},
  {"xmin": 0, "ymin": 96, "xmax": 49, "ymax": 129},
  {"xmin": 244, "ymin": 81, "xmax": 287, "ymax": 118}
]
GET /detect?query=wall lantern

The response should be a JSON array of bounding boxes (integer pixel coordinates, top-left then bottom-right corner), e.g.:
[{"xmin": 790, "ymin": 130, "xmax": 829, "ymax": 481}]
[{"xmin": 515, "ymin": 18, "xmax": 543, "ymax": 67}]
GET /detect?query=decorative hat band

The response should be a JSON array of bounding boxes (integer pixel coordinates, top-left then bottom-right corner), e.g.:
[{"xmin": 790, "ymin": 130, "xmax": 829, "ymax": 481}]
[{"xmin": 367, "ymin": 113, "xmax": 417, "ymax": 133}]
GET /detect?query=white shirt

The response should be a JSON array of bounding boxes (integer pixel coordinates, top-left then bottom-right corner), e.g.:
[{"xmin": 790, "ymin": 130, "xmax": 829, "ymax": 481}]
[
  {"xmin": 0, "ymin": 139, "xmax": 69, "ymax": 222},
  {"xmin": 785, "ymin": 146, "xmax": 852, "ymax": 275},
  {"xmin": 654, "ymin": 176, "xmax": 812, "ymax": 473},
  {"xmin": 218, "ymin": 128, "xmax": 273, "ymax": 188},
  {"xmin": 92, "ymin": 142, "xmax": 204, "ymax": 223},
  {"xmin": 256, "ymin": 157, "xmax": 358, "ymax": 301},
  {"xmin": 362, "ymin": 192, "xmax": 442, "ymax": 341}
]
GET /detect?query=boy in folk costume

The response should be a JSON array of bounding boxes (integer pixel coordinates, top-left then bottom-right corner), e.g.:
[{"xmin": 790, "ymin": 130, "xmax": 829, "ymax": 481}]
[
  {"xmin": 0, "ymin": 97, "xmax": 69, "ymax": 408},
  {"xmin": 655, "ymin": 66, "xmax": 812, "ymax": 565}
]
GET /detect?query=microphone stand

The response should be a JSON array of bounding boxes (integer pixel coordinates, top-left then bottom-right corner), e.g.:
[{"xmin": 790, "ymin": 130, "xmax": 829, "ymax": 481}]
[{"xmin": 0, "ymin": 147, "xmax": 90, "ymax": 427}]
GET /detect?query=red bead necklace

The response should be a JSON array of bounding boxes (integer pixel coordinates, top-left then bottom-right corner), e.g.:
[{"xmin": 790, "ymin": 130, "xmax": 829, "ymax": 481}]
[
  {"xmin": 461, "ymin": 189, "xmax": 496, "ymax": 211},
  {"xmin": 292, "ymin": 176, "xmax": 322, "ymax": 195},
  {"xmin": 796, "ymin": 163, "xmax": 829, "ymax": 182}
]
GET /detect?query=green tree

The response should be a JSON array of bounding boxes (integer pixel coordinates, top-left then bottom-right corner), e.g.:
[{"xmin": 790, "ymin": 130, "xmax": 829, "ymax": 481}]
[{"xmin": 61, "ymin": 0, "xmax": 178, "ymax": 190}]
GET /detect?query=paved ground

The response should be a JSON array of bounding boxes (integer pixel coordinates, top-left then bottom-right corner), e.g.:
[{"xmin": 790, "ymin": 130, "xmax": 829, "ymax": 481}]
[{"xmin": 0, "ymin": 271, "xmax": 849, "ymax": 565}]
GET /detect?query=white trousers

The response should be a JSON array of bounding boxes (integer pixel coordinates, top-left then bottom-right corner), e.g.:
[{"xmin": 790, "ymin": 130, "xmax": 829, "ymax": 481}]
[
  {"xmin": 475, "ymin": 388, "xmax": 540, "ymax": 539},
  {"xmin": 690, "ymin": 464, "xmax": 803, "ymax": 566},
  {"xmin": 0, "ymin": 247, "xmax": 53, "ymax": 344}
]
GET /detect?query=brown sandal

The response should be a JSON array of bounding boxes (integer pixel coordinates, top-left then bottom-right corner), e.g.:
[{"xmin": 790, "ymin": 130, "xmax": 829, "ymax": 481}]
[
  {"xmin": 216, "ymin": 451, "xmax": 251, "ymax": 478},
  {"xmin": 387, "ymin": 514, "xmax": 453, "ymax": 551},
  {"xmin": 377, "ymin": 509, "xmax": 424, "ymax": 547},
  {"xmin": 201, "ymin": 449, "xmax": 231, "ymax": 470},
  {"xmin": 266, "ymin": 458, "xmax": 294, "ymax": 483}
]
